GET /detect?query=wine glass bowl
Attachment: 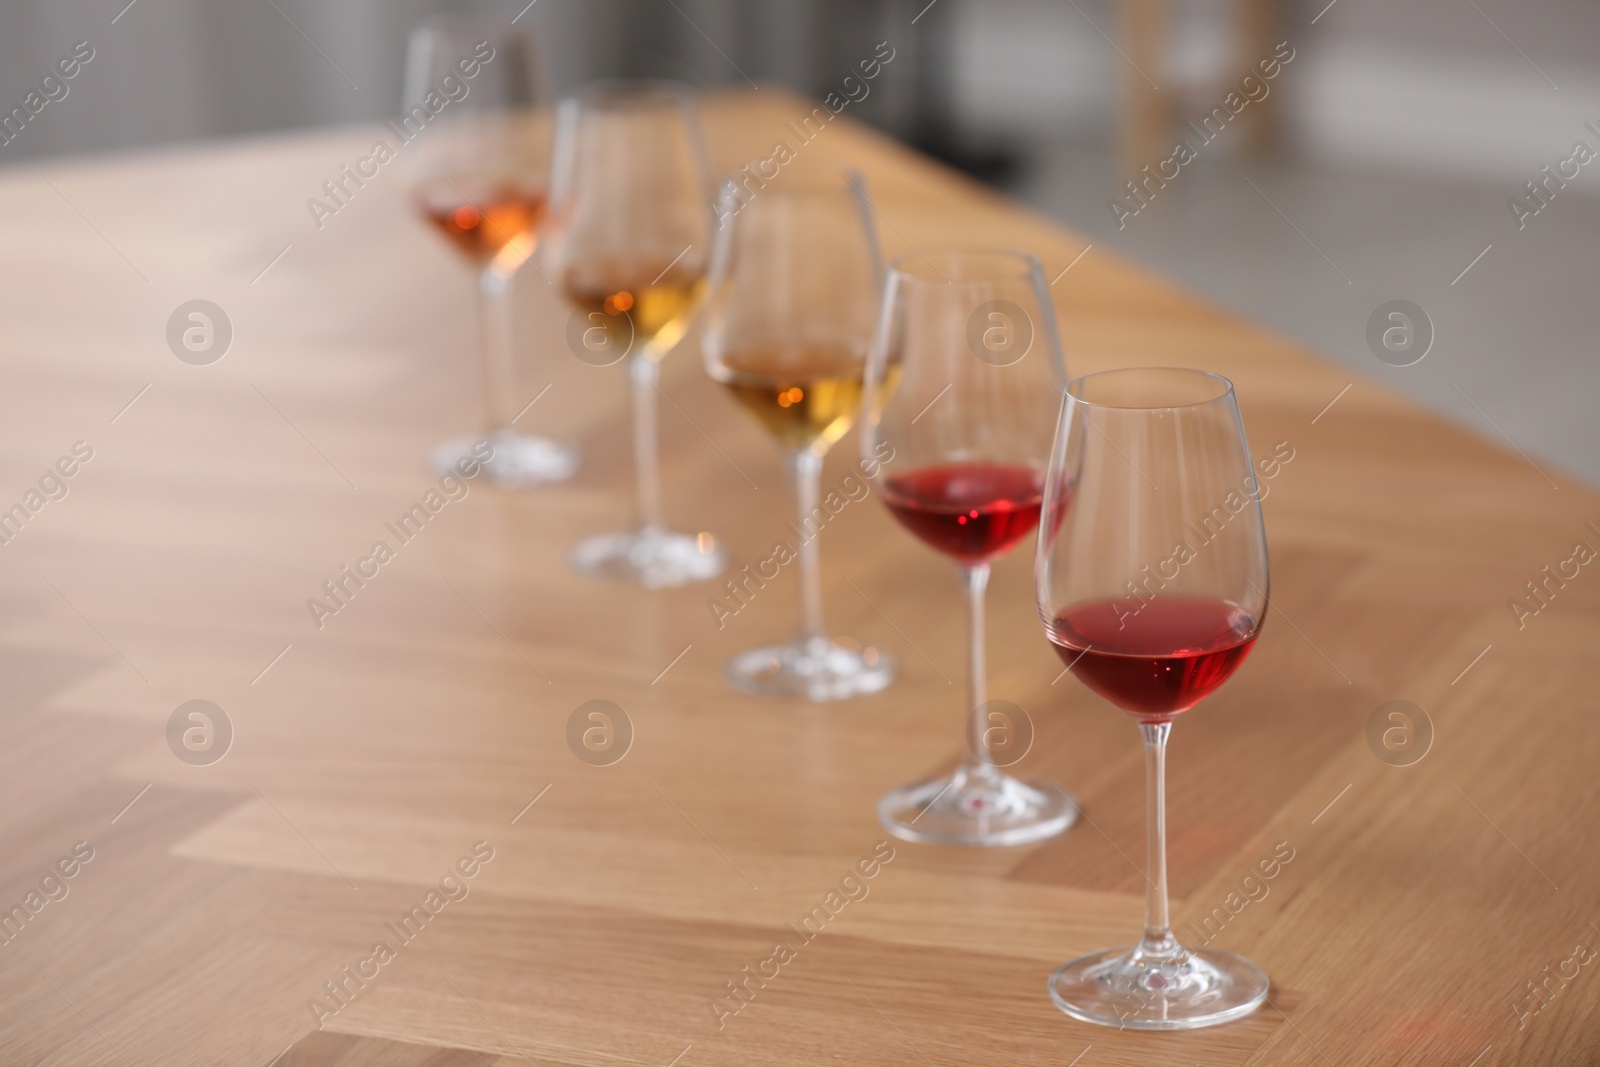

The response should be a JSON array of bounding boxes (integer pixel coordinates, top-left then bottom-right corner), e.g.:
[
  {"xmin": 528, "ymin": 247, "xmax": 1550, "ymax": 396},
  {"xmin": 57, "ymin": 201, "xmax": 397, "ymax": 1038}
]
[
  {"xmin": 543, "ymin": 80, "xmax": 725, "ymax": 588},
  {"xmin": 863, "ymin": 247, "xmax": 1079, "ymax": 846},
  {"xmin": 1036, "ymin": 366, "xmax": 1271, "ymax": 1029},
  {"xmin": 879, "ymin": 463, "xmax": 1046, "ymax": 563},
  {"xmin": 702, "ymin": 167, "xmax": 897, "ymax": 701},
  {"xmin": 415, "ymin": 178, "xmax": 544, "ymax": 274},
  {"xmin": 402, "ymin": 19, "xmax": 580, "ymax": 487},
  {"xmin": 545, "ymin": 80, "xmax": 712, "ymax": 365}
]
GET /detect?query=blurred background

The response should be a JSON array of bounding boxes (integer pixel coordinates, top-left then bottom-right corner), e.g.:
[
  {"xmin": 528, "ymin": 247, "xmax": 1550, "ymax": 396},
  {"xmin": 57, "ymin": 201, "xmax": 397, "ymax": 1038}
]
[{"xmin": 3, "ymin": 0, "xmax": 1595, "ymax": 484}]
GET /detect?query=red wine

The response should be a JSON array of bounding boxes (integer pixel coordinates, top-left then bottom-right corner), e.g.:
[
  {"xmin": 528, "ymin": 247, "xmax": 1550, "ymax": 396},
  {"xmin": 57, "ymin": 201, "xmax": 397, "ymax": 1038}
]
[
  {"xmin": 1048, "ymin": 596, "xmax": 1259, "ymax": 720},
  {"xmin": 881, "ymin": 462, "xmax": 1044, "ymax": 563}
]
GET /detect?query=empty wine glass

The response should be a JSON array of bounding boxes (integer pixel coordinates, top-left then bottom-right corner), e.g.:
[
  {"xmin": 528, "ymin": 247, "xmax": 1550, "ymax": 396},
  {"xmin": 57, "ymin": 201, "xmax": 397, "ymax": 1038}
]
[
  {"xmin": 1036, "ymin": 367, "xmax": 1271, "ymax": 1029},
  {"xmin": 862, "ymin": 248, "xmax": 1079, "ymax": 846},
  {"xmin": 541, "ymin": 80, "xmax": 725, "ymax": 588},
  {"xmin": 403, "ymin": 18, "xmax": 580, "ymax": 486},
  {"xmin": 702, "ymin": 166, "xmax": 897, "ymax": 700}
]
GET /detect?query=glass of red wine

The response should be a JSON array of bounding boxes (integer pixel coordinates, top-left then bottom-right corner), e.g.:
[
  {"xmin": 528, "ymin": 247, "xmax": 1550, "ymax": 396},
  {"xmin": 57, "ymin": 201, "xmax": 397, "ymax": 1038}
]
[
  {"xmin": 1036, "ymin": 367, "xmax": 1270, "ymax": 1029},
  {"xmin": 862, "ymin": 248, "xmax": 1079, "ymax": 847}
]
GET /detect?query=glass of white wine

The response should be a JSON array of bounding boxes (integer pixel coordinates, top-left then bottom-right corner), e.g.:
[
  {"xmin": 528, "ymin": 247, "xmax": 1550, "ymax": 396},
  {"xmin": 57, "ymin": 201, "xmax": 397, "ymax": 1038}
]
[
  {"xmin": 541, "ymin": 80, "xmax": 725, "ymax": 588},
  {"xmin": 702, "ymin": 167, "xmax": 898, "ymax": 700}
]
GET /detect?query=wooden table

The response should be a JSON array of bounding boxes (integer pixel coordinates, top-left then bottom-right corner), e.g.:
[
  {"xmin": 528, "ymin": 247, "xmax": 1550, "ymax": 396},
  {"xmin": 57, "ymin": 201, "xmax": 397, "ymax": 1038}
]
[{"xmin": 0, "ymin": 89, "xmax": 1594, "ymax": 1066}]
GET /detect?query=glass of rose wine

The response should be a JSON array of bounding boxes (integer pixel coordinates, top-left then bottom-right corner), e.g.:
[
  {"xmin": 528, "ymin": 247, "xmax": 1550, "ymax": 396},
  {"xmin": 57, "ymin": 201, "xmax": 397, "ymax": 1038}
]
[
  {"xmin": 403, "ymin": 19, "xmax": 580, "ymax": 486},
  {"xmin": 541, "ymin": 80, "xmax": 725, "ymax": 588},
  {"xmin": 862, "ymin": 248, "xmax": 1079, "ymax": 846},
  {"xmin": 702, "ymin": 167, "xmax": 897, "ymax": 700},
  {"xmin": 1036, "ymin": 367, "xmax": 1271, "ymax": 1029}
]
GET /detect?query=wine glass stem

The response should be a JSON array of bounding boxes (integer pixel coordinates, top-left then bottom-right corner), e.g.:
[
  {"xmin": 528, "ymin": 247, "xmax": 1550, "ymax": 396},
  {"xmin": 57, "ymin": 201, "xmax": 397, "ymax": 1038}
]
[
  {"xmin": 477, "ymin": 266, "xmax": 518, "ymax": 439},
  {"xmin": 1139, "ymin": 720, "xmax": 1180, "ymax": 955},
  {"xmin": 629, "ymin": 353, "xmax": 666, "ymax": 535},
  {"xmin": 786, "ymin": 449, "xmax": 827, "ymax": 646},
  {"xmin": 959, "ymin": 563, "xmax": 1001, "ymax": 789}
]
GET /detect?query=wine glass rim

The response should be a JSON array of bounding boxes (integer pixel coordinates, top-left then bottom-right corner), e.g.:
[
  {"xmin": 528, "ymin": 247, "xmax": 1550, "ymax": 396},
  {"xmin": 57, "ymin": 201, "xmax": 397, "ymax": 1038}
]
[
  {"xmin": 887, "ymin": 246, "xmax": 1042, "ymax": 284},
  {"xmin": 563, "ymin": 78, "xmax": 695, "ymax": 108},
  {"xmin": 1066, "ymin": 367, "xmax": 1236, "ymax": 410}
]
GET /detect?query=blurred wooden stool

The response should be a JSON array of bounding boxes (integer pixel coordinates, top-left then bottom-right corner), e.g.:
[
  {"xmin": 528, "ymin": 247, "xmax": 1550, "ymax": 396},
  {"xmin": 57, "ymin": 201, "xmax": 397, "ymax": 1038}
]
[{"xmin": 1118, "ymin": 0, "xmax": 1284, "ymax": 174}]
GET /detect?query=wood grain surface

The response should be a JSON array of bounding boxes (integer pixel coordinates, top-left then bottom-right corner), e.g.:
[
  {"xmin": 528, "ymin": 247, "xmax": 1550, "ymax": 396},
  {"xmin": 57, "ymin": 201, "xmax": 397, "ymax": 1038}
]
[{"xmin": 0, "ymin": 88, "xmax": 1594, "ymax": 1066}]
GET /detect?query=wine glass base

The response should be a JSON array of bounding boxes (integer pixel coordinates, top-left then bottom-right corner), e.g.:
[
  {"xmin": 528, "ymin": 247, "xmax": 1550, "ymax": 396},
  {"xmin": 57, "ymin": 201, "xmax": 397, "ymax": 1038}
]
[
  {"xmin": 431, "ymin": 432, "xmax": 580, "ymax": 487},
  {"xmin": 569, "ymin": 528, "xmax": 726, "ymax": 588},
  {"xmin": 1048, "ymin": 944, "xmax": 1268, "ymax": 1030},
  {"xmin": 723, "ymin": 638, "xmax": 897, "ymax": 702},
  {"xmin": 878, "ymin": 773, "xmax": 1078, "ymax": 846}
]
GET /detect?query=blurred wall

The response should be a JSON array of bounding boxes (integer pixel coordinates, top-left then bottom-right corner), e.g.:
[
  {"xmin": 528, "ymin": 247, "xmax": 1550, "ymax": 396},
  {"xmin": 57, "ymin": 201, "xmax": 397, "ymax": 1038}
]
[
  {"xmin": 18, "ymin": 0, "xmax": 1600, "ymax": 184},
  {"xmin": 0, "ymin": 0, "xmax": 918, "ymax": 165},
  {"xmin": 944, "ymin": 0, "xmax": 1600, "ymax": 184}
]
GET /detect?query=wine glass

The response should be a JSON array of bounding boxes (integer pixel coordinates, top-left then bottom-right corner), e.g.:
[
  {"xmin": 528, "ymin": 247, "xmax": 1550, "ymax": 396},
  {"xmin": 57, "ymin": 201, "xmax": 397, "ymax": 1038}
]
[
  {"xmin": 541, "ymin": 80, "xmax": 726, "ymax": 588},
  {"xmin": 702, "ymin": 167, "xmax": 898, "ymax": 701},
  {"xmin": 861, "ymin": 248, "xmax": 1079, "ymax": 846},
  {"xmin": 403, "ymin": 19, "xmax": 580, "ymax": 487},
  {"xmin": 1036, "ymin": 367, "xmax": 1271, "ymax": 1029}
]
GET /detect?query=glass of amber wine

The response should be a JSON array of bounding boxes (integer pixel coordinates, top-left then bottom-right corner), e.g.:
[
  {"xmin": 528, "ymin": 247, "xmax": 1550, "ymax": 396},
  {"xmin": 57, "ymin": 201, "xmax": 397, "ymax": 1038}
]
[
  {"xmin": 702, "ymin": 167, "xmax": 898, "ymax": 700},
  {"xmin": 403, "ymin": 19, "xmax": 579, "ymax": 486},
  {"xmin": 542, "ymin": 80, "xmax": 725, "ymax": 588}
]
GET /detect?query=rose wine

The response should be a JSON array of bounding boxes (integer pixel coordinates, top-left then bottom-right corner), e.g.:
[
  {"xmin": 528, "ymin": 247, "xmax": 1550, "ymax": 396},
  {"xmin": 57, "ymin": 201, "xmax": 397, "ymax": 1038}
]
[
  {"xmin": 563, "ymin": 261, "xmax": 708, "ymax": 355},
  {"xmin": 712, "ymin": 342, "xmax": 879, "ymax": 452},
  {"xmin": 1047, "ymin": 596, "xmax": 1259, "ymax": 720},
  {"xmin": 881, "ymin": 462, "xmax": 1045, "ymax": 562},
  {"xmin": 416, "ymin": 178, "xmax": 546, "ymax": 270}
]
